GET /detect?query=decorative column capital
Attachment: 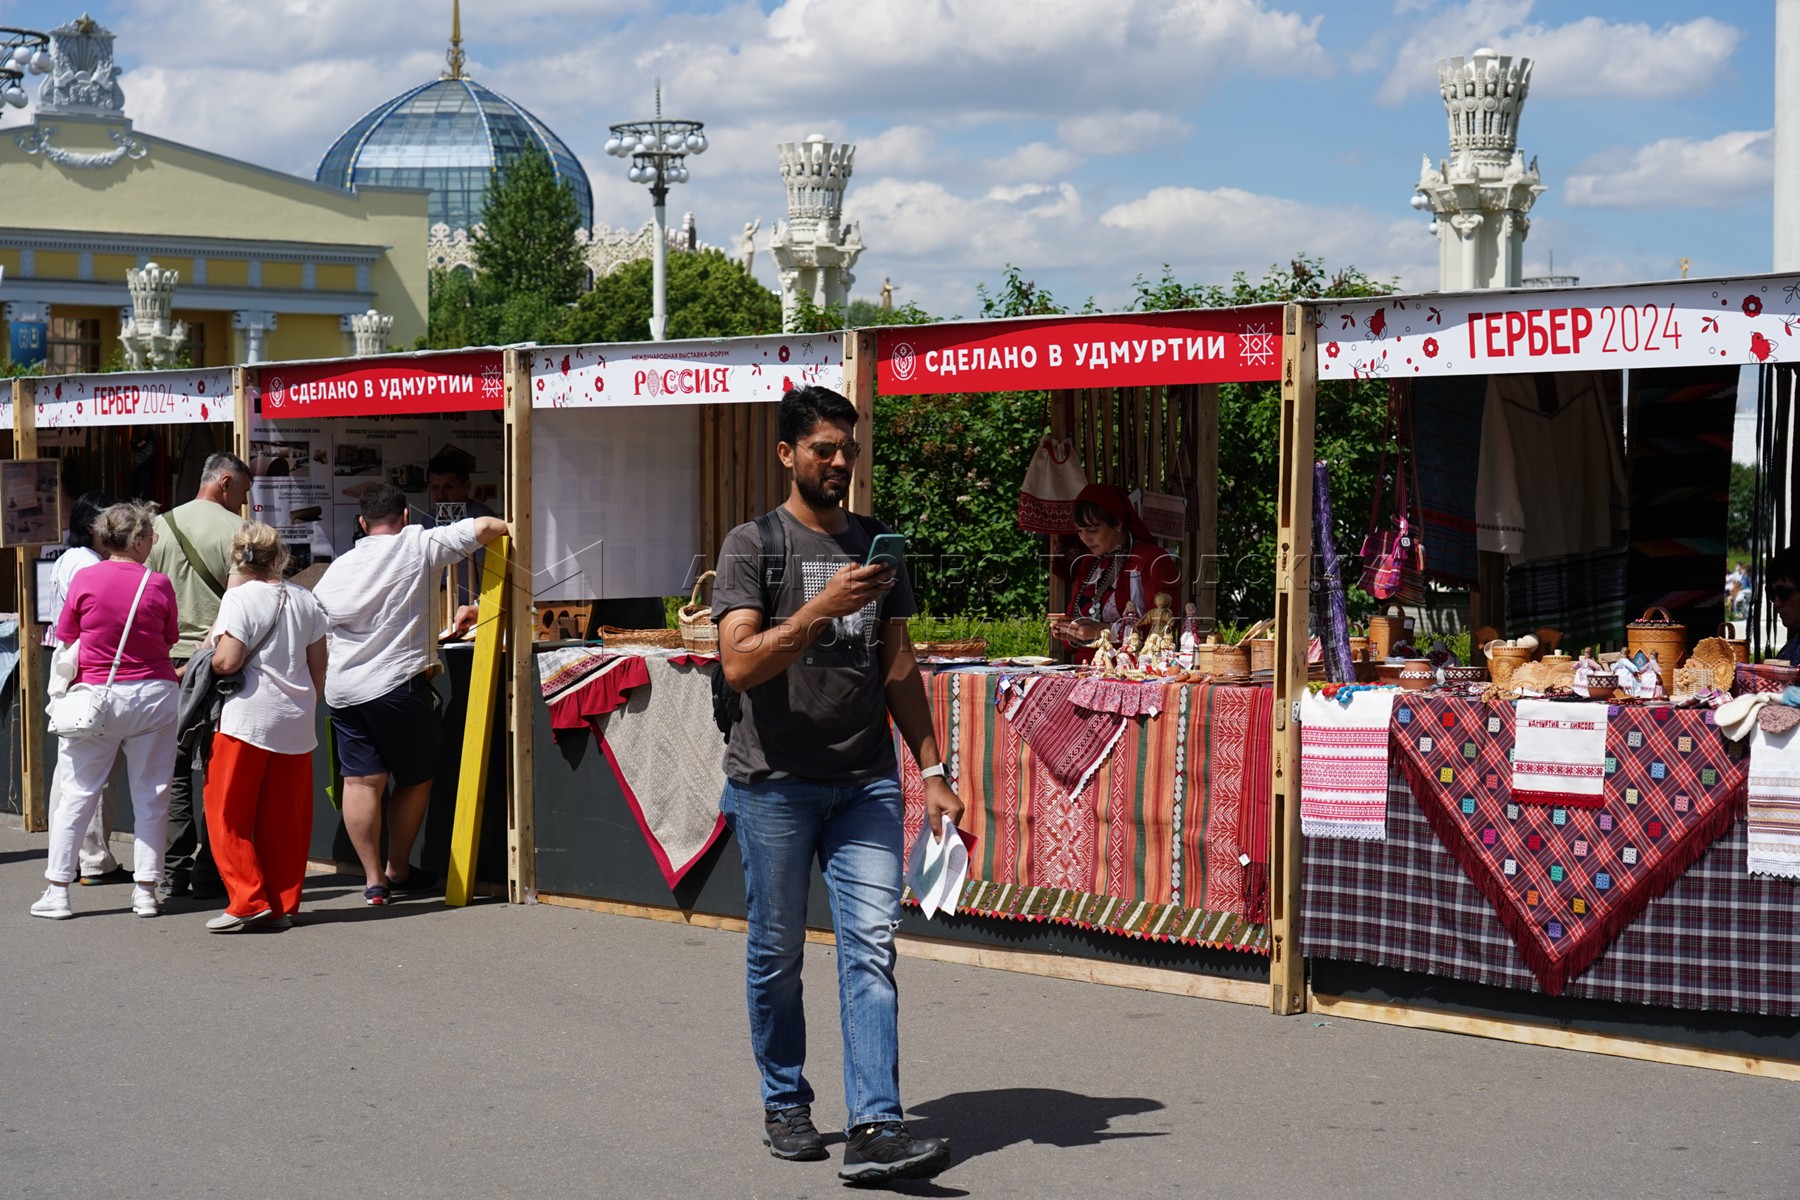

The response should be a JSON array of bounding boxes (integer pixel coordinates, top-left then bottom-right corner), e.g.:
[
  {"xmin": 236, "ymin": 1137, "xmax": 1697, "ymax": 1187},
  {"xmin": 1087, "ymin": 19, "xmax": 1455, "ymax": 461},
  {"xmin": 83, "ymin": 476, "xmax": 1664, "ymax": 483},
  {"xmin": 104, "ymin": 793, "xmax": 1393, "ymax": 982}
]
[
  {"xmin": 4, "ymin": 301, "xmax": 50, "ymax": 323},
  {"xmin": 232, "ymin": 309, "xmax": 278, "ymax": 332}
]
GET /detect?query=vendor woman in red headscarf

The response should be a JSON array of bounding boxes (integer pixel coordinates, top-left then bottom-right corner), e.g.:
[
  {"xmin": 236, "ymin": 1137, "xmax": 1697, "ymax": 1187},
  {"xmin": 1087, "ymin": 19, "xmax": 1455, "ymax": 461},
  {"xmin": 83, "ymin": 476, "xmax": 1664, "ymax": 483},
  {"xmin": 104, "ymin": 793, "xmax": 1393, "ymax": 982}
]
[{"xmin": 1050, "ymin": 484, "xmax": 1180, "ymax": 661}]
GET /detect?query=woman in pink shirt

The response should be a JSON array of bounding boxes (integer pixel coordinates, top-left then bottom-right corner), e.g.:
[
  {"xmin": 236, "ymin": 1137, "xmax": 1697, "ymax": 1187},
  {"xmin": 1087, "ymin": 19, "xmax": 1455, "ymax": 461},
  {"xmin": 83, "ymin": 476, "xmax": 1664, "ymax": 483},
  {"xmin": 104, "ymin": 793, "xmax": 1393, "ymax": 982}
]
[{"xmin": 32, "ymin": 502, "xmax": 181, "ymax": 921}]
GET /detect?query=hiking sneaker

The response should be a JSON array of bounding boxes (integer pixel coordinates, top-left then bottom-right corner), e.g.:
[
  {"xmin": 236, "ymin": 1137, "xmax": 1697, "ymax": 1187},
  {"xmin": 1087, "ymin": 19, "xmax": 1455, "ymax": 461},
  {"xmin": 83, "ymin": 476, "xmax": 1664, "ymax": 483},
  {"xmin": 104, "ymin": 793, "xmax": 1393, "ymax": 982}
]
[
  {"xmin": 763, "ymin": 1105, "xmax": 828, "ymax": 1162},
  {"xmin": 386, "ymin": 866, "xmax": 440, "ymax": 895},
  {"xmin": 131, "ymin": 886, "xmax": 160, "ymax": 918},
  {"xmin": 205, "ymin": 909, "xmax": 272, "ymax": 934},
  {"xmin": 839, "ymin": 1121, "xmax": 950, "ymax": 1186},
  {"xmin": 363, "ymin": 885, "xmax": 390, "ymax": 906},
  {"xmin": 30, "ymin": 886, "xmax": 73, "ymax": 920}
]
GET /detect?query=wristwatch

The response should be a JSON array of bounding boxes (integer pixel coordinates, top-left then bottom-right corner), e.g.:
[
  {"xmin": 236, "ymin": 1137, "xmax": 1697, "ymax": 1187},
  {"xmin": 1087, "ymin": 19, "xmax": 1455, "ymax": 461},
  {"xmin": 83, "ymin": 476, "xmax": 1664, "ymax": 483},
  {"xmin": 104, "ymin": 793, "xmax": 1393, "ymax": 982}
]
[{"xmin": 920, "ymin": 763, "xmax": 947, "ymax": 781}]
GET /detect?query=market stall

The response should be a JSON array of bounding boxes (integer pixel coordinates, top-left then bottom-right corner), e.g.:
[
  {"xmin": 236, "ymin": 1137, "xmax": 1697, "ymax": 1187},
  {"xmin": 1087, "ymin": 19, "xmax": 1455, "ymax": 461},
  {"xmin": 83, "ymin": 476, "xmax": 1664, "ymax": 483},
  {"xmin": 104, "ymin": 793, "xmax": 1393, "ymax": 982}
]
[
  {"xmin": 245, "ymin": 348, "xmax": 513, "ymax": 884},
  {"xmin": 1282, "ymin": 273, "xmax": 1800, "ymax": 1072},
  {"xmin": 513, "ymin": 310, "xmax": 1309, "ymax": 993},
  {"xmin": 6, "ymin": 365, "xmax": 241, "ymax": 831},
  {"xmin": 514, "ymin": 331, "xmax": 846, "ymax": 906}
]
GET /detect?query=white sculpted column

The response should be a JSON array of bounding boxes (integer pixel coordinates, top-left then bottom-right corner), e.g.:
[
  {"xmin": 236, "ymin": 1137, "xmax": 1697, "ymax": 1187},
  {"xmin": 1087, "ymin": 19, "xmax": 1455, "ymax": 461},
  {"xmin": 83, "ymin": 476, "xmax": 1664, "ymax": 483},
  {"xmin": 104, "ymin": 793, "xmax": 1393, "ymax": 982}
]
[{"xmin": 1411, "ymin": 48, "xmax": 1543, "ymax": 290}]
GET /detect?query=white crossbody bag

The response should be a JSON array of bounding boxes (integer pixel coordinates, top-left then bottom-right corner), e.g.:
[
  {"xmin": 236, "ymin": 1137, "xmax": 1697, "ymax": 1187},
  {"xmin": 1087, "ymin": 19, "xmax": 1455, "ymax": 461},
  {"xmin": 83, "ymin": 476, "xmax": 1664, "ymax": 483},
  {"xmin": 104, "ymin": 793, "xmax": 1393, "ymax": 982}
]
[{"xmin": 46, "ymin": 566, "xmax": 152, "ymax": 740}]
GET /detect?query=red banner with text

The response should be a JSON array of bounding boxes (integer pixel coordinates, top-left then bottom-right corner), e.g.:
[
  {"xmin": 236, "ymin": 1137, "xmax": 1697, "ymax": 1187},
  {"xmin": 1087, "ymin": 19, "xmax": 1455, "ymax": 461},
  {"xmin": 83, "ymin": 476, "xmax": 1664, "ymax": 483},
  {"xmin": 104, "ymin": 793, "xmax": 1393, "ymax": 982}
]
[
  {"xmin": 876, "ymin": 307, "xmax": 1284, "ymax": 395},
  {"xmin": 257, "ymin": 351, "xmax": 506, "ymax": 419}
]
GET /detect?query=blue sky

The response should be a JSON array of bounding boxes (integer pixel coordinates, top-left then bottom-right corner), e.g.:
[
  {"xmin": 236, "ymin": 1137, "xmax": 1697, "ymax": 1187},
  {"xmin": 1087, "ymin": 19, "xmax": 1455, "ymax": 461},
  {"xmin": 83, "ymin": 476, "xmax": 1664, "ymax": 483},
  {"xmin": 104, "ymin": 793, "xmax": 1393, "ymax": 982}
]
[{"xmin": 3, "ymin": 1, "xmax": 1783, "ymax": 318}]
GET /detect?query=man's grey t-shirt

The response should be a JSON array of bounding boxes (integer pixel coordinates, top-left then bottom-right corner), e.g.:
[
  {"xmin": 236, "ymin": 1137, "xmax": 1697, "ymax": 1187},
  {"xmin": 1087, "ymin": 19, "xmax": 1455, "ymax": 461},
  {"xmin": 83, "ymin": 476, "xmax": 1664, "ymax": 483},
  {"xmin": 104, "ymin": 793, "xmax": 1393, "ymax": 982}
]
[{"xmin": 712, "ymin": 508, "xmax": 916, "ymax": 785}]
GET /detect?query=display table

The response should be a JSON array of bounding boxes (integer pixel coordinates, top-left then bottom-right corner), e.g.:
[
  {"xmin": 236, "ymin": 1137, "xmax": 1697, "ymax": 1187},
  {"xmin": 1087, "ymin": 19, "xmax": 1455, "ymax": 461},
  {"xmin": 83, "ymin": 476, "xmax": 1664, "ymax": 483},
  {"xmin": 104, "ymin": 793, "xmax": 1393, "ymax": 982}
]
[
  {"xmin": 1303, "ymin": 696, "xmax": 1800, "ymax": 1017},
  {"xmin": 897, "ymin": 670, "xmax": 1272, "ymax": 953}
]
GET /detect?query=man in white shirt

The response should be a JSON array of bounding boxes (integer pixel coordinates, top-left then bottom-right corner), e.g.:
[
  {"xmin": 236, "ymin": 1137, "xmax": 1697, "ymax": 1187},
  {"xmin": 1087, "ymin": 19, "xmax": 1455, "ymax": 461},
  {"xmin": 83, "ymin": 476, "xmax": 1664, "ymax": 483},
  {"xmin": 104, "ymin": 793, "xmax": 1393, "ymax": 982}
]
[{"xmin": 312, "ymin": 482, "xmax": 507, "ymax": 905}]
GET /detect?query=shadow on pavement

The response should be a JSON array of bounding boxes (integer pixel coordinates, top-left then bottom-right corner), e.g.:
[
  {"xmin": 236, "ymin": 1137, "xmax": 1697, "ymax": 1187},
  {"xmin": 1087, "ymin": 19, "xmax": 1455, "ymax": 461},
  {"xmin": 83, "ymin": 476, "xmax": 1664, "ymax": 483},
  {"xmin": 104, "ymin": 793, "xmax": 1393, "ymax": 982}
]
[
  {"xmin": 0, "ymin": 849, "xmax": 42, "ymax": 867},
  {"xmin": 906, "ymin": 1088, "xmax": 1166, "ymax": 1165}
]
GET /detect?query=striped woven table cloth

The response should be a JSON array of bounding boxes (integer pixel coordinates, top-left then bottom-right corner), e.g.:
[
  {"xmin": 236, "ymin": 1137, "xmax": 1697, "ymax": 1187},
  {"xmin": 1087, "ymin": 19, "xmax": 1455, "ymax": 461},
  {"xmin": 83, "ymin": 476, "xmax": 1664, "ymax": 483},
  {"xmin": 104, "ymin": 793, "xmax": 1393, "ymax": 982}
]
[{"xmin": 898, "ymin": 671, "xmax": 1273, "ymax": 953}]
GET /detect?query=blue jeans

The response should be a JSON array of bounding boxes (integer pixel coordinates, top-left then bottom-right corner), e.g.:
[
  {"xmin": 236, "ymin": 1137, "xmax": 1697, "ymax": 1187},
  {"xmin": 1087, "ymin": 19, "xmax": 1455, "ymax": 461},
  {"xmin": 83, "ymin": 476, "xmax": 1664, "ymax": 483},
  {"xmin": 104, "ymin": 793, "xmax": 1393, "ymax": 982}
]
[{"xmin": 722, "ymin": 774, "xmax": 904, "ymax": 1128}]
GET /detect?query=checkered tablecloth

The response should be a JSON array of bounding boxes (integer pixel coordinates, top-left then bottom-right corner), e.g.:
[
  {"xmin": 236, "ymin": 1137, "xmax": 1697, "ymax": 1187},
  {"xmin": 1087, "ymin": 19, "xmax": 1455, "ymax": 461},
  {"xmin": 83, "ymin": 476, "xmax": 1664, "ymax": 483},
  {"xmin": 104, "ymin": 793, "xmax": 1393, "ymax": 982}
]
[{"xmin": 1303, "ymin": 769, "xmax": 1800, "ymax": 1017}]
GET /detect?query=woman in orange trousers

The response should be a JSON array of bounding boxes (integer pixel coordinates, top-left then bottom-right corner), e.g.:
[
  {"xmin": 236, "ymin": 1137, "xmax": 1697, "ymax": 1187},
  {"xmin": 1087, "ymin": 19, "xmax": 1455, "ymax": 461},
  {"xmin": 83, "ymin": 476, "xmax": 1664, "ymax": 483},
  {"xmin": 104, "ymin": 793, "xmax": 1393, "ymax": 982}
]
[{"xmin": 201, "ymin": 523, "xmax": 330, "ymax": 932}]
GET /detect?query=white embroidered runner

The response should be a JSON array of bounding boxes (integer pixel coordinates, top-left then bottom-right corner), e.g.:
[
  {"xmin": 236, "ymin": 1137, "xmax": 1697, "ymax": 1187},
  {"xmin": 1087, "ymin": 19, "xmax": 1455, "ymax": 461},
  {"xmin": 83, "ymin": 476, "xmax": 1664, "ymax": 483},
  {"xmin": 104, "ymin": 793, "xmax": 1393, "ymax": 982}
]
[
  {"xmin": 1747, "ymin": 722, "xmax": 1800, "ymax": 880},
  {"xmin": 1512, "ymin": 699, "xmax": 1608, "ymax": 806},
  {"xmin": 1300, "ymin": 690, "xmax": 1397, "ymax": 841}
]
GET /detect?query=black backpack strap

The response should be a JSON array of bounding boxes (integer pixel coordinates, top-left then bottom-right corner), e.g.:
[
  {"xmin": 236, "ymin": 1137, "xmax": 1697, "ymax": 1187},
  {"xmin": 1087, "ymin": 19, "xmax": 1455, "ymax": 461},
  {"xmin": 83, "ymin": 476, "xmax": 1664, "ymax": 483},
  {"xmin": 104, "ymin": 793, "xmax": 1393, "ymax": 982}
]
[{"xmin": 753, "ymin": 509, "xmax": 787, "ymax": 617}]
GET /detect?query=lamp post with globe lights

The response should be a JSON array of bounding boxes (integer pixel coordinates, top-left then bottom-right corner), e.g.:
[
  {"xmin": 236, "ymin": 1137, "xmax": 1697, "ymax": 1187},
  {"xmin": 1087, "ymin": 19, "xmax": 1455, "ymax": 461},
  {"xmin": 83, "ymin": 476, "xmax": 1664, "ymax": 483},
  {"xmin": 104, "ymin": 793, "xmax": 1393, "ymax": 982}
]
[
  {"xmin": 604, "ymin": 87, "xmax": 706, "ymax": 341},
  {"xmin": 0, "ymin": 27, "xmax": 52, "ymax": 117}
]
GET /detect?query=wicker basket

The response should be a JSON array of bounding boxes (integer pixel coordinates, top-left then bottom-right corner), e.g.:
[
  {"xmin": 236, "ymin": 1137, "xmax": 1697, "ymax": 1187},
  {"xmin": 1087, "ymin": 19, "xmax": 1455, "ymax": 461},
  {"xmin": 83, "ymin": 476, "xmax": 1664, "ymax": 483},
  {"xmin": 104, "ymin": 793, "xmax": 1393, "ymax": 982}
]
[
  {"xmin": 1239, "ymin": 618, "xmax": 1276, "ymax": 674},
  {"xmin": 1368, "ymin": 604, "xmax": 1413, "ymax": 661},
  {"xmin": 1718, "ymin": 623, "xmax": 1750, "ymax": 664},
  {"xmin": 1209, "ymin": 644, "xmax": 1250, "ymax": 680},
  {"xmin": 598, "ymin": 625, "xmax": 685, "ymax": 649},
  {"xmin": 1485, "ymin": 644, "xmax": 1534, "ymax": 687},
  {"xmin": 678, "ymin": 571, "xmax": 719, "ymax": 654},
  {"xmin": 914, "ymin": 638, "xmax": 987, "ymax": 659},
  {"xmin": 1627, "ymin": 607, "xmax": 1688, "ymax": 667}
]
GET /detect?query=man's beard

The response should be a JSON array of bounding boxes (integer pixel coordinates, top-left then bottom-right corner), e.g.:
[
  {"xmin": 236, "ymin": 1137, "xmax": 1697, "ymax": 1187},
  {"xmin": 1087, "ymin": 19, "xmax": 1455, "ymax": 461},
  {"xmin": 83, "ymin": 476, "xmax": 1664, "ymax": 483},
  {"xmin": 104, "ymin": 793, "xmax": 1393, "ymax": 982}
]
[{"xmin": 796, "ymin": 469, "xmax": 848, "ymax": 507}]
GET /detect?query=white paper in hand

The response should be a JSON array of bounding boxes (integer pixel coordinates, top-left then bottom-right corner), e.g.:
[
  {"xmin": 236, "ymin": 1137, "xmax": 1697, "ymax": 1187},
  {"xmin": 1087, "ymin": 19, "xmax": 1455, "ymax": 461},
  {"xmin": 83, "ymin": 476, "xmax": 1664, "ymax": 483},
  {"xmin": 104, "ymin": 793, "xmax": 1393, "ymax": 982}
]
[{"xmin": 904, "ymin": 815, "xmax": 969, "ymax": 920}]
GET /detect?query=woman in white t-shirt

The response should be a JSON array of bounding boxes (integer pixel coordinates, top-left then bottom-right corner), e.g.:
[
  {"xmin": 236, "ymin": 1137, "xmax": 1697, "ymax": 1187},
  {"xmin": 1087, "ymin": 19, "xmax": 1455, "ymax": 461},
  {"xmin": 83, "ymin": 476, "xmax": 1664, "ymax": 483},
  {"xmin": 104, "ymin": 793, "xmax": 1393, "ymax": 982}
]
[{"xmin": 199, "ymin": 522, "xmax": 330, "ymax": 933}]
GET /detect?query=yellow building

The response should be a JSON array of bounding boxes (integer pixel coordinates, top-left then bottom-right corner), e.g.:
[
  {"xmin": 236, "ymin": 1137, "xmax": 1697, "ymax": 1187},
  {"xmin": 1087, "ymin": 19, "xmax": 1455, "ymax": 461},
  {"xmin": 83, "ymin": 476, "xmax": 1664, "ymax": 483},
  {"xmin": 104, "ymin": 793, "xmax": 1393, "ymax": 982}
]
[{"xmin": 0, "ymin": 15, "xmax": 428, "ymax": 371}]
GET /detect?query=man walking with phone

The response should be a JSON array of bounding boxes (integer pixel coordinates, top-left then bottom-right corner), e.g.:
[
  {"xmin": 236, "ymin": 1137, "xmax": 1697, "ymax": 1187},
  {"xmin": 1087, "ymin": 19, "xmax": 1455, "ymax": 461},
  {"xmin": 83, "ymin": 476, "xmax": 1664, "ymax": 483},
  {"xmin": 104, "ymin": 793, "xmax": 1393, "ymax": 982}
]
[{"xmin": 712, "ymin": 385, "xmax": 962, "ymax": 1186}]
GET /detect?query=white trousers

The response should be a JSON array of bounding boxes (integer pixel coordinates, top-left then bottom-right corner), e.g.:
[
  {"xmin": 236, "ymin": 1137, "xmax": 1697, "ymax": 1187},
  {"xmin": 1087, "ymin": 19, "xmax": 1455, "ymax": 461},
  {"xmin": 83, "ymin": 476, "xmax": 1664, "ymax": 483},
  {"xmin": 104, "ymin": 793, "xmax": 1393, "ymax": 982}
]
[
  {"xmin": 45, "ymin": 680, "xmax": 179, "ymax": 886},
  {"xmin": 46, "ymin": 757, "xmax": 119, "ymax": 876}
]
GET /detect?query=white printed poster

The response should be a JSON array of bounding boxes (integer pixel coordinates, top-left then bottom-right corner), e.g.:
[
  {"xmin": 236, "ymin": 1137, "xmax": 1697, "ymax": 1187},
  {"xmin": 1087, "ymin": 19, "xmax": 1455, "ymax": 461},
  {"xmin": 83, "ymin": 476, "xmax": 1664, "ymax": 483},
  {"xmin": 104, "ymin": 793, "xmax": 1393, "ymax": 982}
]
[{"xmin": 247, "ymin": 413, "xmax": 504, "ymax": 569}]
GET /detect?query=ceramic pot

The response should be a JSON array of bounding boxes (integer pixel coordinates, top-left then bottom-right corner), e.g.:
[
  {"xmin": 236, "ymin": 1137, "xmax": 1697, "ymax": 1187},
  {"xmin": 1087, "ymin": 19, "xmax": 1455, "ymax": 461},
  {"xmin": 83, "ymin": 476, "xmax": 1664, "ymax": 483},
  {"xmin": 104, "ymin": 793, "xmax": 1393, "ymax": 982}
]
[{"xmin": 1397, "ymin": 658, "xmax": 1436, "ymax": 690}]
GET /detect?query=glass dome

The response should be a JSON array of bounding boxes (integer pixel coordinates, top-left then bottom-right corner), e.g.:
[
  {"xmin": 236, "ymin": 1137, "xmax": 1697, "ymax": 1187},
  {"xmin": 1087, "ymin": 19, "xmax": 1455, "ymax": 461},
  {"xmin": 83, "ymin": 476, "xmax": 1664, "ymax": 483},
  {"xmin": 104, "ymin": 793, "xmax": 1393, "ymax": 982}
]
[{"xmin": 316, "ymin": 77, "xmax": 593, "ymax": 234}]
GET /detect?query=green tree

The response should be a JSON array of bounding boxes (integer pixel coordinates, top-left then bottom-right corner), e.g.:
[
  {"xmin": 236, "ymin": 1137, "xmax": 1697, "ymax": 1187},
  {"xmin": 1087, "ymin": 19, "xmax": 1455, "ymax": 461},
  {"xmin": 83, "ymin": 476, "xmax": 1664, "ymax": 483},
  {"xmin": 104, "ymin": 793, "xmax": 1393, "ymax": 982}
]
[
  {"xmin": 1131, "ymin": 256, "xmax": 1396, "ymax": 619},
  {"xmin": 560, "ymin": 250, "xmax": 781, "ymax": 343},
  {"xmin": 470, "ymin": 145, "xmax": 585, "ymax": 303},
  {"xmin": 1729, "ymin": 460, "xmax": 1757, "ymax": 554},
  {"xmin": 425, "ymin": 266, "xmax": 491, "ymax": 350},
  {"xmin": 872, "ymin": 266, "xmax": 1070, "ymax": 618}
]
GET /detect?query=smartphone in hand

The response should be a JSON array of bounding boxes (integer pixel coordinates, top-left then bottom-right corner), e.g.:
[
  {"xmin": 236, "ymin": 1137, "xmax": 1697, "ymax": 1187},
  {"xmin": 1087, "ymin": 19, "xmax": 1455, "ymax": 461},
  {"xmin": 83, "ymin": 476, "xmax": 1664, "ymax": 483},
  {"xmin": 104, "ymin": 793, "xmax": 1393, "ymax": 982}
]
[{"xmin": 865, "ymin": 532, "xmax": 906, "ymax": 573}]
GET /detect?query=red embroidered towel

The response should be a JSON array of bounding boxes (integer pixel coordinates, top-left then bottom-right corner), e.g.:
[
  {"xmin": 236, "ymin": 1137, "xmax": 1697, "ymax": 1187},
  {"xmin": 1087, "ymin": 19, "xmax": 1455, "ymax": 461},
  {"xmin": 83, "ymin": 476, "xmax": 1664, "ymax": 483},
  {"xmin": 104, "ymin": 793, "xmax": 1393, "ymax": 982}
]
[{"xmin": 1512, "ymin": 699, "xmax": 1608, "ymax": 807}]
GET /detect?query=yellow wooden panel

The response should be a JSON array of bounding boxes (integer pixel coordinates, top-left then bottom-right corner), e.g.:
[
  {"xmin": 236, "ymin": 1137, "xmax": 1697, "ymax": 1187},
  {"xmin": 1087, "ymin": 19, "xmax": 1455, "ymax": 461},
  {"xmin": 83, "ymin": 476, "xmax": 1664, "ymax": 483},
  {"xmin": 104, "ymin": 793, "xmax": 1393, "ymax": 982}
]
[
  {"xmin": 32, "ymin": 251, "xmax": 79, "ymax": 280},
  {"xmin": 263, "ymin": 313, "xmax": 344, "ymax": 362},
  {"xmin": 0, "ymin": 248, "xmax": 23, "ymax": 276},
  {"xmin": 315, "ymin": 263, "xmax": 358, "ymax": 292},
  {"xmin": 446, "ymin": 536, "xmax": 509, "ymax": 908},
  {"xmin": 207, "ymin": 258, "xmax": 249, "ymax": 287},
  {"xmin": 262, "ymin": 261, "xmax": 303, "ymax": 289},
  {"xmin": 91, "ymin": 253, "xmax": 137, "ymax": 283}
]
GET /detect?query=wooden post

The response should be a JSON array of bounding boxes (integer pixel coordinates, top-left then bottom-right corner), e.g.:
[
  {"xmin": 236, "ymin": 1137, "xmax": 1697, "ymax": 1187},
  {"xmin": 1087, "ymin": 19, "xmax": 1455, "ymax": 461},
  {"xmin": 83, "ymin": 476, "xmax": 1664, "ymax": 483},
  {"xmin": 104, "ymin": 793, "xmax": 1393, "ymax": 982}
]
[
  {"xmin": 446, "ymin": 536, "xmax": 510, "ymax": 907},
  {"xmin": 1195, "ymin": 383, "xmax": 1220, "ymax": 625},
  {"xmin": 845, "ymin": 331, "xmax": 877, "ymax": 516},
  {"xmin": 503, "ymin": 349, "xmax": 536, "ymax": 905},
  {"xmin": 232, "ymin": 367, "xmax": 253, "ymax": 463},
  {"xmin": 1268, "ymin": 302, "xmax": 1315, "ymax": 1016},
  {"xmin": 12, "ymin": 378, "xmax": 48, "ymax": 831}
]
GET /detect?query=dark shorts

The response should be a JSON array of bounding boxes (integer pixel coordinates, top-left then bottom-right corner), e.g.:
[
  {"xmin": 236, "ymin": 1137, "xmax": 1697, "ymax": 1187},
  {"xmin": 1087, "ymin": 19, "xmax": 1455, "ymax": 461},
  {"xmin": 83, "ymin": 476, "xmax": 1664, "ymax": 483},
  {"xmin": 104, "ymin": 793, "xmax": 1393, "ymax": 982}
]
[{"xmin": 328, "ymin": 674, "xmax": 441, "ymax": 787}]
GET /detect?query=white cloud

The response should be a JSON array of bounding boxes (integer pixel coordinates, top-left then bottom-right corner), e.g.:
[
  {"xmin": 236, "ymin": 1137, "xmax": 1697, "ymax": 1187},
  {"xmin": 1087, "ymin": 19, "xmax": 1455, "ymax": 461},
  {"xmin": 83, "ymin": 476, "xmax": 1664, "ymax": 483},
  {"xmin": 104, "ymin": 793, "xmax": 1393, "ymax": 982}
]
[
  {"xmin": 1368, "ymin": 3, "xmax": 1740, "ymax": 105},
  {"xmin": 1056, "ymin": 111, "xmax": 1191, "ymax": 156},
  {"xmin": 1100, "ymin": 186, "xmax": 1436, "ymax": 289},
  {"xmin": 979, "ymin": 142, "xmax": 1083, "ymax": 183},
  {"xmin": 1563, "ymin": 130, "xmax": 1772, "ymax": 209}
]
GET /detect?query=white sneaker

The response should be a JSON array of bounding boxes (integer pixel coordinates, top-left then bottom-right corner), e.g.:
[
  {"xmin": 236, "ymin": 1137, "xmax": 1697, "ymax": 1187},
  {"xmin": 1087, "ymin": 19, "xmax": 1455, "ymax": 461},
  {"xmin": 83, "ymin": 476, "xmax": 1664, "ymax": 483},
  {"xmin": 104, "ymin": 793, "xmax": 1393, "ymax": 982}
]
[
  {"xmin": 131, "ymin": 885, "xmax": 159, "ymax": 918},
  {"xmin": 30, "ymin": 886, "xmax": 73, "ymax": 920},
  {"xmin": 205, "ymin": 909, "xmax": 271, "ymax": 933}
]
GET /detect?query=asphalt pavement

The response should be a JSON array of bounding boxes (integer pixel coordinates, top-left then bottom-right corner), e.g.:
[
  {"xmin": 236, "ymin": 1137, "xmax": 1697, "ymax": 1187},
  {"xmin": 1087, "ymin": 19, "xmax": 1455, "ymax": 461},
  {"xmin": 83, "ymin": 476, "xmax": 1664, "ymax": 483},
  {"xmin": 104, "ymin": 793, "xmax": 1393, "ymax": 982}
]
[{"xmin": 2, "ymin": 816, "xmax": 1795, "ymax": 1199}]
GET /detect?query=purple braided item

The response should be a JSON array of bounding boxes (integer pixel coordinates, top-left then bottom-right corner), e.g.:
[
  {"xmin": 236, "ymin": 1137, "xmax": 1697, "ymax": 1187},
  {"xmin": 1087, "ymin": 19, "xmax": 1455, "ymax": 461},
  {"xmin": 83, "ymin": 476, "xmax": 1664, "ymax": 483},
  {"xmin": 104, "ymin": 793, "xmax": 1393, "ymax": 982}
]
[{"xmin": 1314, "ymin": 459, "xmax": 1355, "ymax": 682}]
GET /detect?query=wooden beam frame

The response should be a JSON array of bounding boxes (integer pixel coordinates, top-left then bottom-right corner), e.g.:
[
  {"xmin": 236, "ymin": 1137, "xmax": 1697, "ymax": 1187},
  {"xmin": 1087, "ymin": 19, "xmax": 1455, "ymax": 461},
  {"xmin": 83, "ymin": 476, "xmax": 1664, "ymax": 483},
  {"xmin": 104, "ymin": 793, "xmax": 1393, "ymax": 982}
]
[
  {"xmin": 1268, "ymin": 301, "xmax": 1316, "ymax": 1015},
  {"xmin": 1194, "ymin": 382, "xmax": 1221, "ymax": 625},
  {"xmin": 845, "ymin": 331, "xmax": 877, "ymax": 517},
  {"xmin": 503, "ymin": 348, "xmax": 536, "ymax": 905},
  {"xmin": 12, "ymin": 378, "xmax": 47, "ymax": 831},
  {"xmin": 1311, "ymin": 993, "xmax": 1800, "ymax": 1082},
  {"xmin": 447, "ymin": 535, "xmax": 510, "ymax": 907}
]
